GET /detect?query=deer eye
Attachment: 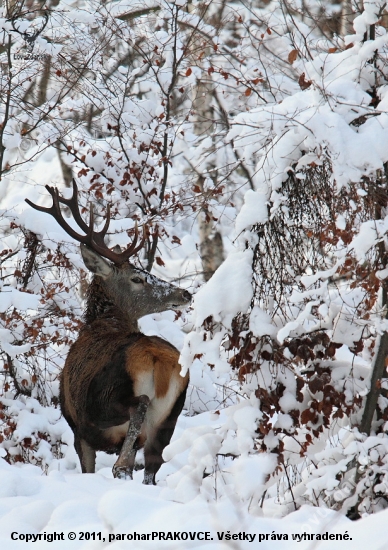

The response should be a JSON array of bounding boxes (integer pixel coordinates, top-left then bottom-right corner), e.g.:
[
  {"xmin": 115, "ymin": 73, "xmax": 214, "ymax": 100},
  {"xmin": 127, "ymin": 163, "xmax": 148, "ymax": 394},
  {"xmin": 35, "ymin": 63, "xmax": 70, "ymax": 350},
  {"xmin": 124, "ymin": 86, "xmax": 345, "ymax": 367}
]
[{"xmin": 131, "ymin": 277, "xmax": 143, "ymax": 284}]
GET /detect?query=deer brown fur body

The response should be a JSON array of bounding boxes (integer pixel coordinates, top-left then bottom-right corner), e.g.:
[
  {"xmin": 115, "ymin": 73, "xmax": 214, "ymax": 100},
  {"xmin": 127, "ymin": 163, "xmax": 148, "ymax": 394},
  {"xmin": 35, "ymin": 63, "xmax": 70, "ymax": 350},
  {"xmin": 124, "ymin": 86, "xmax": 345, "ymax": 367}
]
[
  {"xmin": 60, "ymin": 283, "xmax": 189, "ymax": 482},
  {"xmin": 26, "ymin": 182, "xmax": 191, "ymax": 484}
]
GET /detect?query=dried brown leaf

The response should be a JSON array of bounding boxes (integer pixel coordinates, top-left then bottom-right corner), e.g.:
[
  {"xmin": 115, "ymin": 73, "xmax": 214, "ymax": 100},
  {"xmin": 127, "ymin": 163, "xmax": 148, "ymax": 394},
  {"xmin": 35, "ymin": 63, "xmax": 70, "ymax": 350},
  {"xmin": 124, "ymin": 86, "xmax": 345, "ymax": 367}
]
[{"xmin": 288, "ymin": 49, "xmax": 298, "ymax": 64}]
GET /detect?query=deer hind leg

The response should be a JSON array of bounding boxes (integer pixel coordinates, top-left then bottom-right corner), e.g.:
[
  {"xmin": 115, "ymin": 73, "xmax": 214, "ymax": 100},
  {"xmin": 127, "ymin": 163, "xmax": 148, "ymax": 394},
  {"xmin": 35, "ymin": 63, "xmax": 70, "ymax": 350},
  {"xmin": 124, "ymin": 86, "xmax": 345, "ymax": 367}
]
[
  {"xmin": 112, "ymin": 395, "xmax": 150, "ymax": 480},
  {"xmin": 74, "ymin": 434, "xmax": 96, "ymax": 473},
  {"xmin": 143, "ymin": 388, "xmax": 187, "ymax": 485}
]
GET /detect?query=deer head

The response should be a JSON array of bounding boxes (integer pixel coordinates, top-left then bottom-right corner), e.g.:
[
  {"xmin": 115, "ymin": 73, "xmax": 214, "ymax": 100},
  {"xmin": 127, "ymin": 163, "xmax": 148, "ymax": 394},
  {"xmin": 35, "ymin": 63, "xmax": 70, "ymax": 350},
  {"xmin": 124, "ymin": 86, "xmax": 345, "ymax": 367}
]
[{"xmin": 25, "ymin": 181, "xmax": 191, "ymax": 325}]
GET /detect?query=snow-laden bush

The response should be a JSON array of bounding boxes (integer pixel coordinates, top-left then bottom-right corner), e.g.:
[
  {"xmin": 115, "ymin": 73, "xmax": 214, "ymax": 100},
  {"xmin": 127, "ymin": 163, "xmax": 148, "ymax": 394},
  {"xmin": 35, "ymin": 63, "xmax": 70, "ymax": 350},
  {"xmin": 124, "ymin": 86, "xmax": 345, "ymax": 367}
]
[{"xmin": 163, "ymin": 0, "xmax": 388, "ymax": 517}]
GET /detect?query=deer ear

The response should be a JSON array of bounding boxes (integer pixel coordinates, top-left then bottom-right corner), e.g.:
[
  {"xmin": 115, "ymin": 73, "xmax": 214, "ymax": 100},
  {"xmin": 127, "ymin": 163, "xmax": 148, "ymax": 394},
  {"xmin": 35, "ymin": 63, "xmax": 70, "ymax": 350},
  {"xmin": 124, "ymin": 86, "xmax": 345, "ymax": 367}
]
[{"xmin": 80, "ymin": 245, "xmax": 112, "ymax": 279}]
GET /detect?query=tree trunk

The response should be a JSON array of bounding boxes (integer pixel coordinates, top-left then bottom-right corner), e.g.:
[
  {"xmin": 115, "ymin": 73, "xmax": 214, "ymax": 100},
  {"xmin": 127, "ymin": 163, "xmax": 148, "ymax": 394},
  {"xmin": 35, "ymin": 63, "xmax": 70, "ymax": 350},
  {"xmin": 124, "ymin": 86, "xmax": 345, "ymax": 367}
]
[
  {"xmin": 360, "ymin": 286, "xmax": 388, "ymax": 435},
  {"xmin": 340, "ymin": 0, "xmax": 355, "ymax": 36},
  {"xmin": 191, "ymin": 13, "xmax": 225, "ymax": 281}
]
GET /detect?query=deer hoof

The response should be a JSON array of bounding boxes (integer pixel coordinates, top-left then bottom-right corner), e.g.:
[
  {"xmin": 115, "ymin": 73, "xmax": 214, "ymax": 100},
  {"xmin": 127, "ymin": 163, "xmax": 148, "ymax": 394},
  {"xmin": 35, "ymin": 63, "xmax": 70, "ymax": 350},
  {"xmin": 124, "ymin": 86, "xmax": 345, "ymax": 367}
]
[
  {"xmin": 142, "ymin": 472, "xmax": 155, "ymax": 485},
  {"xmin": 112, "ymin": 465, "xmax": 133, "ymax": 480}
]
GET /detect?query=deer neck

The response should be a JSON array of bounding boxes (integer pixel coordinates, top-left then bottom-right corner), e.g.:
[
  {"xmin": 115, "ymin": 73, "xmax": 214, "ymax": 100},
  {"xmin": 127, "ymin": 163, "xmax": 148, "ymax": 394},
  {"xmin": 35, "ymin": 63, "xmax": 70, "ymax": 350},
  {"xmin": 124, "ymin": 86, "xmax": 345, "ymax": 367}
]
[{"xmin": 84, "ymin": 277, "xmax": 139, "ymax": 332}]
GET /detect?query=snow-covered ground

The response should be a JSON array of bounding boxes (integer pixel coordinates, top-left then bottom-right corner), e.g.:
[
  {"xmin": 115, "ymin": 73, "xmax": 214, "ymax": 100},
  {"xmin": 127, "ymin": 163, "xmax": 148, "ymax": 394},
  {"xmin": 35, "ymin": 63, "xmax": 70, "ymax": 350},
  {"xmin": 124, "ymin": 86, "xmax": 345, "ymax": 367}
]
[{"xmin": 0, "ymin": 408, "xmax": 386, "ymax": 550}]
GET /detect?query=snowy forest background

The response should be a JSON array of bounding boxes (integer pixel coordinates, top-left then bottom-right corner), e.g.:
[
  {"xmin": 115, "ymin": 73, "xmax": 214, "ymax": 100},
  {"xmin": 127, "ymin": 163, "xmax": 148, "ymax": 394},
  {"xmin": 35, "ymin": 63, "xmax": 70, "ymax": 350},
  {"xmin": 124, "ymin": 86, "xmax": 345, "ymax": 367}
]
[{"xmin": 2, "ymin": 0, "xmax": 388, "ymax": 542}]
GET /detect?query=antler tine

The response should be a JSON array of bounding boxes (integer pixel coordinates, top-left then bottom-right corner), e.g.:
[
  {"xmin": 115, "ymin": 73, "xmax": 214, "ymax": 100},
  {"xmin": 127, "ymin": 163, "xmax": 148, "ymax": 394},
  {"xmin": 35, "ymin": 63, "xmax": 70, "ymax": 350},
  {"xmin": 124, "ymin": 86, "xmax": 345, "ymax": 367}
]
[
  {"xmin": 25, "ymin": 184, "xmax": 100, "ymax": 252},
  {"xmin": 25, "ymin": 186, "xmax": 90, "ymax": 245},
  {"xmin": 48, "ymin": 187, "xmax": 104, "ymax": 255},
  {"xmin": 26, "ymin": 184, "xmax": 145, "ymax": 266},
  {"xmin": 116, "ymin": 223, "xmax": 146, "ymax": 263},
  {"xmin": 87, "ymin": 202, "xmax": 95, "ymax": 244},
  {"xmin": 37, "ymin": 12, "xmax": 49, "ymax": 37},
  {"xmin": 56, "ymin": 180, "xmax": 89, "ymax": 234},
  {"xmin": 11, "ymin": 17, "xmax": 20, "ymax": 34},
  {"xmin": 98, "ymin": 203, "xmax": 111, "ymax": 240},
  {"xmin": 56, "ymin": 181, "xmax": 112, "ymax": 247},
  {"xmin": 89, "ymin": 203, "xmax": 111, "ymax": 249}
]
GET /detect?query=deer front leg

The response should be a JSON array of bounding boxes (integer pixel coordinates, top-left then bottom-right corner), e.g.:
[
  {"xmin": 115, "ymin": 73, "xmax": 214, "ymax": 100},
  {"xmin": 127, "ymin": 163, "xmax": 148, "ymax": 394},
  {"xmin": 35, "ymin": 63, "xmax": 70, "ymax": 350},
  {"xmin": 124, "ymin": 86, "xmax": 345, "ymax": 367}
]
[{"xmin": 112, "ymin": 395, "xmax": 150, "ymax": 480}]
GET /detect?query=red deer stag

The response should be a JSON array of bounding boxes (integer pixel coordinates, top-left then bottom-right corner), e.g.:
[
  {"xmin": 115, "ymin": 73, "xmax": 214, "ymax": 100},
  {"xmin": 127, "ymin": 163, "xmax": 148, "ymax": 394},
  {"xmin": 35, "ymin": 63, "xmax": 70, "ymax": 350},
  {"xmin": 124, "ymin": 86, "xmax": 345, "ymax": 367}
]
[{"xmin": 26, "ymin": 181, "xmax": 191, "ymax": 484}]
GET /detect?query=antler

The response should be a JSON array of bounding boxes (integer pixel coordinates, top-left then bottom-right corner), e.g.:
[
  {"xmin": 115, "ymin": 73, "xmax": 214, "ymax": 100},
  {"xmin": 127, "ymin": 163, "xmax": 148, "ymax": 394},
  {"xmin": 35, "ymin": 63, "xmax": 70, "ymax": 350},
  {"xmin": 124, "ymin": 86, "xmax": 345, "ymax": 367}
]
[
  {"xmin": 10, "ymin": 12, "xmax": 49, "ymax": 53},
  {"xmin": 34, "ymin": 12, "xmax": 49, "ymax": 39},
  {"xmin": 25, "ymin": 180, "xmax": 145, "ymax": 265}
]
